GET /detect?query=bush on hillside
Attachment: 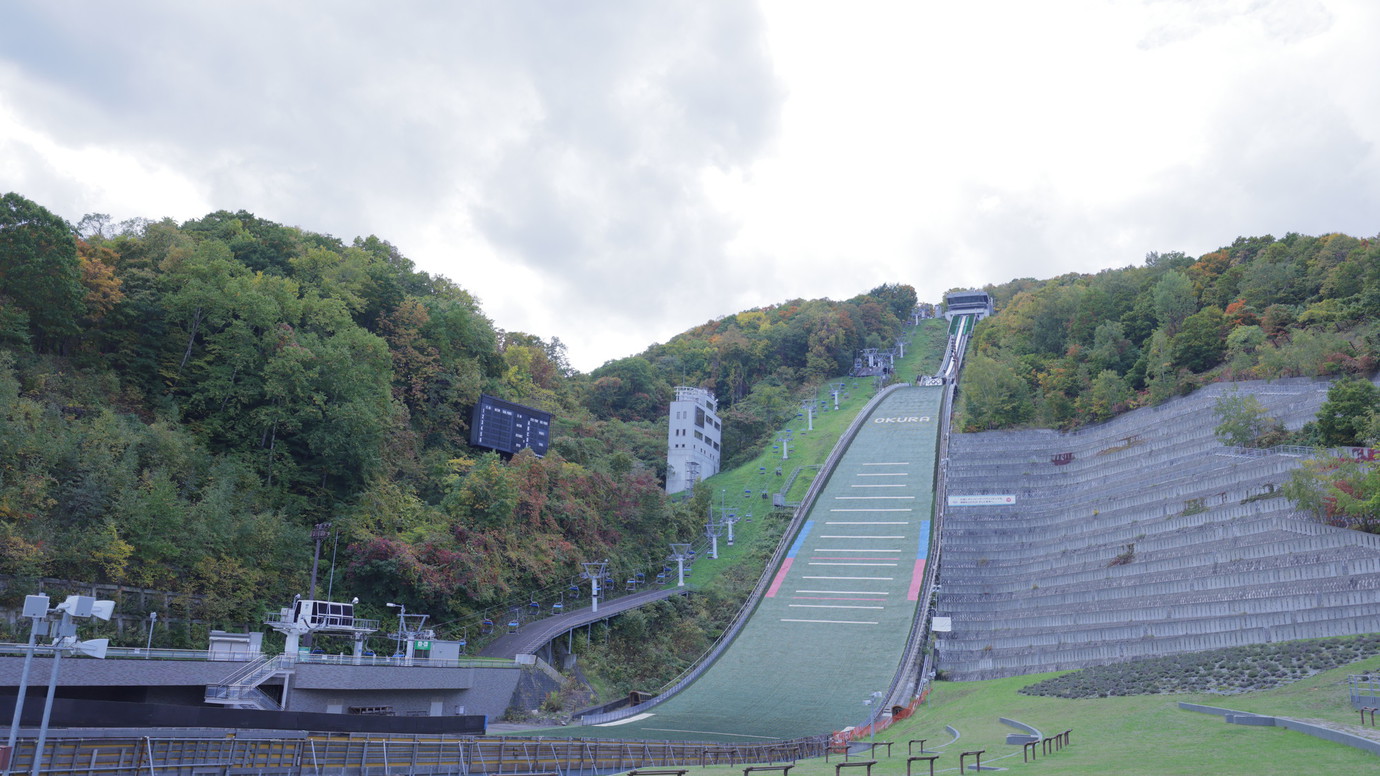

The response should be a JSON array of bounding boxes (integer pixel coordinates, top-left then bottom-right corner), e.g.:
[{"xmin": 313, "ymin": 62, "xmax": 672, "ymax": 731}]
[{"xmin": 1019, "ymin": 635, "xmax": 1380, "ymax": 698}]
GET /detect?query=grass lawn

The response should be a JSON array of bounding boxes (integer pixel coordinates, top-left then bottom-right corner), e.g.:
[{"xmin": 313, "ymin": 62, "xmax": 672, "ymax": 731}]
[{"xmin": 680, "ymin": 653, "xmax": 1380, "ymax": 776}]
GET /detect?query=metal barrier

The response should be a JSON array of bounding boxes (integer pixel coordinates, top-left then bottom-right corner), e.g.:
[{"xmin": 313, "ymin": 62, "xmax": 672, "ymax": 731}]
[{"xmin": 2, "ymin": 731, "xmax": 829, "ymax": 776}]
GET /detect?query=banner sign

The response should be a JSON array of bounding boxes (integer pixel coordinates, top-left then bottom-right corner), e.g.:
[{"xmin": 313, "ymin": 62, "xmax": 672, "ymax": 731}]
[{"xmin": 947, "ymin": 494, "xmax": 1016, "ymax": 506}]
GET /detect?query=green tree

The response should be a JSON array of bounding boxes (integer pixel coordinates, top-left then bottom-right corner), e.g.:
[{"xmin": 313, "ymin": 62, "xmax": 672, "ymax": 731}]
[
  {"xmin": 1212, "ymin": 389, "xmax": 1274, "ymax": 448},
  {"xmin": 1171, "ymin": 305, "xmax": 1226, "ymax": 372},
  {"xmin": 0, "ymin": 192, "xmax": 85, "ymax": 350},
  {"xmin": 1089, "ymin": 320, "xmax": 1136, "ymax": 374},
  {"xmin": 1315, "ymin": 377, "xmax": 1379, "ymax": 447},
  {"xmin": 1085, "ymin": 370, "xmax": 1132, "ymax": 422},
  {"xmin": 1151, "ymin": 270, "xmax": 1196, "ymax": 335},
  {"xmin": 959, "ymin": 353, "xmax": 1033, "ymax": 430},
  {"xmin": 1225, "ymin": 324, "xmax": 1266, "ymax": 373}
]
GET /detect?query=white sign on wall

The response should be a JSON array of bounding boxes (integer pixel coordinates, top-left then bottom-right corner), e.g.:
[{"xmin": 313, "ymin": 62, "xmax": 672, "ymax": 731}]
[{"xmin": 947, "ymin": 494, "xmax": 1016, "ymax": 506}]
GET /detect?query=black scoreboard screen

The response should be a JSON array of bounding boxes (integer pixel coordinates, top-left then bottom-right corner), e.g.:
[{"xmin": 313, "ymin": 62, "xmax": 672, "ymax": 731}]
[{"xmin": 469, "ymin": 394, "xmax": 552, "ymax": 457}]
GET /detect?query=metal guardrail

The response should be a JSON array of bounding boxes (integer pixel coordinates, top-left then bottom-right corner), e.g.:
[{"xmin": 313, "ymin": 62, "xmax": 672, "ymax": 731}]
[
  {"xmin": 0, "ymin": 644, "xmax": 515, "ymax": 669},
  {"xmin": 0, "ymin": 730, "xmax": 832, "ymax": 776},
  {"xmin": 1350, "ymin": 673, "xmax": 1380, "ymax": 708}
]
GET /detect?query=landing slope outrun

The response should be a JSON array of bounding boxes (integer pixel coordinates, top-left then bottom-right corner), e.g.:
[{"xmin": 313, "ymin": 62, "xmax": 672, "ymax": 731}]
[{"xmin": 588, "ymin": 386, "xmax": 942, "ymax": 742}]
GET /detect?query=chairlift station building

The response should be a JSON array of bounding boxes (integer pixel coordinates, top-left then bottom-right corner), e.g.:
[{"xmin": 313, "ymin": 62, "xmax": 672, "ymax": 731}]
[{"xmin": 943, "ymin": 289, "xmax": 994, "ymax": 320}]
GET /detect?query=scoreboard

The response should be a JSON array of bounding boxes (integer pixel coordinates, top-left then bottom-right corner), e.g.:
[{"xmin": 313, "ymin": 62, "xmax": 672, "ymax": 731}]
[{"xmin": 469, "ymin": 394, "xmax": 552, "ymax": 457}]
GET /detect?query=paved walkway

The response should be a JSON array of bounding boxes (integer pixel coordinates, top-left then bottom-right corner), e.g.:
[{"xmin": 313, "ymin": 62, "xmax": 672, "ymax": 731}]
[{"xmin": 479, "ymin": 587, "xmax": 688, "ymax": 659}]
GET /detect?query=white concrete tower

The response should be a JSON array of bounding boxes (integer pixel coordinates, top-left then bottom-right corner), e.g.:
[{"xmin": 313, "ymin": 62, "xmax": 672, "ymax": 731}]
[{"xmin": 666, "ymin": 386, "xmax": 721, "ymax": 494}]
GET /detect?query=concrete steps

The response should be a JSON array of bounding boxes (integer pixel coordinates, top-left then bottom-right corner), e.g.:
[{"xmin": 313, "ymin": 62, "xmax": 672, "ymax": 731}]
[{"xmin": 935, "ymin": 377, "xmax": 1380, "ymax": 680}]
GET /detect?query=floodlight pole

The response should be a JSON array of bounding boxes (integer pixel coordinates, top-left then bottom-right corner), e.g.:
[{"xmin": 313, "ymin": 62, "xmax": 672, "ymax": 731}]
[
  {"xmin": 6, "ymin": 595, "xmax": 50, "ymax": 775},
  {"xmin": 385, "ymin": 602, "xmax": 405, "ymax": 657},
  {"xmin": 31, "ymin": 615, "xmax": 68, "ymax": 776},
  {"xmin": 146, "ymin": 611, "xmax": 157, "ymax": 653},
  {"xmin": 31, "ymin": 596, "xmax": 113, "ymax": 776}
]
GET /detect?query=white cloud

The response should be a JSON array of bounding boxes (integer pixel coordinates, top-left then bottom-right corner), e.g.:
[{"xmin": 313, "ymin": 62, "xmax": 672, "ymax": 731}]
[{"xmin": 1, "ymin": 0, "xmax": 1377, "ymax": 371}]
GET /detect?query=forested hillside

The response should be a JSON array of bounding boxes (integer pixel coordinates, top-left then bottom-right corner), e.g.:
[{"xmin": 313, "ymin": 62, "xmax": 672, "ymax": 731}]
[
  {"xmin": 959, "ymin": 234, "xmax": 1380, "ymax": 432},
  {"xmin": 0, "ymin": 192, "xmax": 915, "ymax": 641}
]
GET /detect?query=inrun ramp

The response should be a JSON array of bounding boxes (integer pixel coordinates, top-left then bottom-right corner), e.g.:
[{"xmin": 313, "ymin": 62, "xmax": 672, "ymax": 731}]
[{"xmin": 587, "ymin": 386, "xmax": 941, "ymax": 742}]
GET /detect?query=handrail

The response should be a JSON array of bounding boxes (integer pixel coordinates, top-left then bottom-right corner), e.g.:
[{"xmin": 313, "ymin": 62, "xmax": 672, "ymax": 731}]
[
  {"xmin": 0, "ymin": 644, "xmax": 515, "ymax": 669},
  {"xmin": 581, "ymin": 381, "xmax": 912, "ymax": 725}
]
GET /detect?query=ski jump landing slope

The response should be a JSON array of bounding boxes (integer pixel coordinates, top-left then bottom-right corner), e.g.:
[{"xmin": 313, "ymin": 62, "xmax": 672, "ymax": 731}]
[{"xmin": 590, "ymin": 386, "xmax": 942, "ymax": 743}]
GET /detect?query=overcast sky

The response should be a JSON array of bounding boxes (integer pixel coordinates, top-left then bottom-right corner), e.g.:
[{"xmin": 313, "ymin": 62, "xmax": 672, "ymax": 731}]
[{"xmin": 3, "ymin": 0, "xmax": 1377, "ymax": 372}]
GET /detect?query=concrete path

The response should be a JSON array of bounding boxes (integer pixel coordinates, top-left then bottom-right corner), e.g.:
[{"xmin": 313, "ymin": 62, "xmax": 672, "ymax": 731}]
[{"xmin": 478, "ymin": 587, "xmax": 688, "ymax": 659}]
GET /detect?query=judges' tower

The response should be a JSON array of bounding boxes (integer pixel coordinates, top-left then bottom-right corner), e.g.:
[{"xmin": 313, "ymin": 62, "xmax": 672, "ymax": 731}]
[{"xmin": 666, "ymin": 386, "xmax": 721, "ymax": 494}]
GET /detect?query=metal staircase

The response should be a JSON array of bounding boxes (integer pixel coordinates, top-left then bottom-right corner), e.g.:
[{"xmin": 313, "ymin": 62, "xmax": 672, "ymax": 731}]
[{"xmin": 204, "ymin": 654, "xmax": 294, "ymax": 710}]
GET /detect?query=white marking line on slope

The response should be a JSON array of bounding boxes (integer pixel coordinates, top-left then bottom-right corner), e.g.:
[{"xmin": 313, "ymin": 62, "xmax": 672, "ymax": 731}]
[
  {"xmin": 803, "ymin": 575, "xmax": 894, "ymax": 580},
  {"xmin": 789, "ymin": 604, "xmax": 884, "ymax": 610},
  {"xmin": 819, "ymin": 535, "xmax": 906, "ymax": 539},
  {"xmin": 863, "ymin": 462, "xmax": 910, "ymax": 466},
  {"xmin": 781, "ymin": 618, "xmax": 878, "ymax": 625},
  {"xmin": 836, "ymin": 497, "xmax": 915, "ymax": 502},
  {"xmin": 808, "ymin": 562, "xmax": 898, "ymax": 567}
]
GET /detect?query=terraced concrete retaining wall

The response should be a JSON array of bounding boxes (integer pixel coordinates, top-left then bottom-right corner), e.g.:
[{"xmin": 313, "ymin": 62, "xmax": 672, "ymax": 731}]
[{"xmin": 936, "ymin": 378, "xmax": 1380, "ymax": 680}]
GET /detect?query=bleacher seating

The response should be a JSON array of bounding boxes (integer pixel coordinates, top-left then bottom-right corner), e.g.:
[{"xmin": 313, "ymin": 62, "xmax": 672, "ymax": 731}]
[{"xmin": 935, "ymin": 377, "xmax": 1380, "ymax": 680}]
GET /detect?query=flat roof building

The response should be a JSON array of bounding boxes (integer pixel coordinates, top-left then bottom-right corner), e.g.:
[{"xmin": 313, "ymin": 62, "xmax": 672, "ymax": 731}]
[
  {"xmin": 944, "ymin": 289, "xmax": 994, "ymax": 320},
  {"xmin": 666, "ymin": 386, "xmax": 721, "ymax": 495}
]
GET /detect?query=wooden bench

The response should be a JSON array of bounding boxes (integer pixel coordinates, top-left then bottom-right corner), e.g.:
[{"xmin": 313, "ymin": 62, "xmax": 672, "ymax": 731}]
[
  {"xmin": 959, "ymin": 750, "xmax": 985, "ymax": 775},
  {"xmin": 907, "ymin": 739, "xmax": 928, "ymax": 755},
  {"xmin": 629, "ymin": 770, "xmax": 688, "ymax": 776},
  {"xmin": 743, "ymin": 766, "xmax": 793, "ymax": 776},
  {"xmin": 906, "ymin": 756, "xmax": 939, "ymax": 776},
  {"xmin": 834, "ymin": 760, "xmax": 877, "ymax": 776}
]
